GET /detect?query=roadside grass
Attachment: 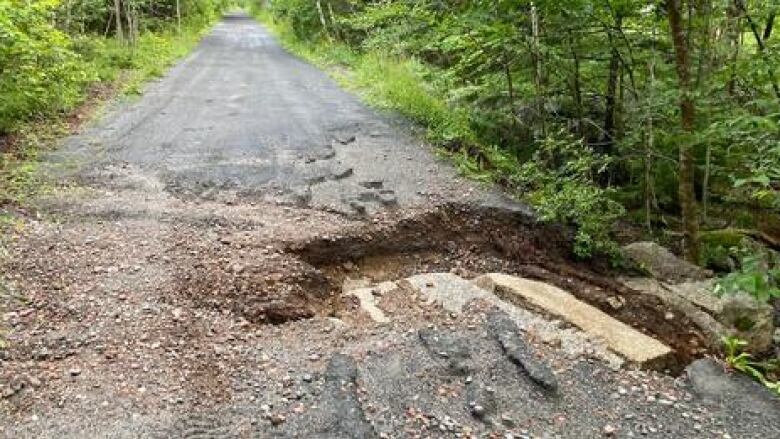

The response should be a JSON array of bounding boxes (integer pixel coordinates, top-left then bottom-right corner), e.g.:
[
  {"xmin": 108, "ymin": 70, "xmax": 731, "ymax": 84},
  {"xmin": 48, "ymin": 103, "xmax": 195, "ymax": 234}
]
[{"xmin": 0, "ymin": 24, "xmax": 209, "ymax": 212}]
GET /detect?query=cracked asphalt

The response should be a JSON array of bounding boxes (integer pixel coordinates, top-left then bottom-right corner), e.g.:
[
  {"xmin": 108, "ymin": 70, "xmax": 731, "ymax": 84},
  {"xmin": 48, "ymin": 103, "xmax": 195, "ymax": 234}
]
[
  {"xmin": 1, "ymin": 12, "xmax": 778, "ymax": 439},
  {"xmin": 48, "ymin": 13, "xmax": 493, "ymax": 215}
]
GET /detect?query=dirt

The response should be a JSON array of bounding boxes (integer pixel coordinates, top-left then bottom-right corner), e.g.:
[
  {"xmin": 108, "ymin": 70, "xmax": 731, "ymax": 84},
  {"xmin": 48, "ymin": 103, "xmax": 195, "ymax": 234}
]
[
  {"xmin": 1, "ymin": 12, "xmax": 775, "ymax": 439},
  {"xmin": 284, "ymin": 204, "xmax": 709, "ymax": 368}
]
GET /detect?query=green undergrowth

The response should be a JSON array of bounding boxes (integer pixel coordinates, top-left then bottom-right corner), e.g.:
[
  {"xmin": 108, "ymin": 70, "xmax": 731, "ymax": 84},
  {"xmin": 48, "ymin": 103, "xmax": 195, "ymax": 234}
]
[{"xmin": 723, "ymin": 336, "xmax": 780, "ymax": 396}]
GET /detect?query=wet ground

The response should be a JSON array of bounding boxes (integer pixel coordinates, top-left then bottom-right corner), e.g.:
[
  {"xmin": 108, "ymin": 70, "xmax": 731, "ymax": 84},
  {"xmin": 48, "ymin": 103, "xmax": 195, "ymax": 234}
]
[{"xmin": 1, "ymin": 13, "xmax": 777, "ymax": 439}]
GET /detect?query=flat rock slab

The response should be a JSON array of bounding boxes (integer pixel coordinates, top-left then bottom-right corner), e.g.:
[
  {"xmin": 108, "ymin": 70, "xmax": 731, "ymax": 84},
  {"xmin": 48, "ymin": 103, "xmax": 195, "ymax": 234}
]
[
  {"xmin": 399, "ymin": 272, "xmax": 495, "ymax": 313},
  {"xmin": 624, "ymin": 277, "xmax": 775, "ymax": 353},
  {"xmin": 622, "ymin": 242, "xmax": 712, "ymax": 283},
  {"xmin": 476, "ymin": 273, "xmax": 673, "ymax": 368}
]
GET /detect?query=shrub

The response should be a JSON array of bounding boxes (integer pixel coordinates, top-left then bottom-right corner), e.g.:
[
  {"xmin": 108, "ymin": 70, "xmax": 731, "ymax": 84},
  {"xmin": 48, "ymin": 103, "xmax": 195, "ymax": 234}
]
[{"xmin": 0, "ymin": 1, "xmax": 90, "ymax": 133}]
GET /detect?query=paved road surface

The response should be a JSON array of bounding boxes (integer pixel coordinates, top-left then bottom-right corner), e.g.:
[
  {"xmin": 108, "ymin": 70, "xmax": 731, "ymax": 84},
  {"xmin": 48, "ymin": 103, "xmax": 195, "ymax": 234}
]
[{"xmin": 50, "ymin": 13, "xmax": 494, "ymax": 215}]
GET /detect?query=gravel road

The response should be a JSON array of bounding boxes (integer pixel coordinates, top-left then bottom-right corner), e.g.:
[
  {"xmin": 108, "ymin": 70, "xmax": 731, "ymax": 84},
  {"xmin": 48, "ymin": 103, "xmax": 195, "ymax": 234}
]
[{"xmin": 1, "ymin": 13, "xmax": 777, "ymax": 439}]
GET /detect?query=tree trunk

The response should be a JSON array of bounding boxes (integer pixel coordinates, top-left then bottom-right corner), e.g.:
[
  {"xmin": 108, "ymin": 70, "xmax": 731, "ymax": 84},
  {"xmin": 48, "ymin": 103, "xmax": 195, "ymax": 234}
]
[
  {"xmin": 65, "ymin": 0, "xmax": 72, "ymax": 33},
  {"xmin": 603, "ymin": 15, "xmax": 622, "ymax": 154},
  {"xmin": 764, "ymin": 10, "xmax": 775, "ymax": 41},
  {"xmin": 734, "ymin": 0, "xmax": 780, "ymax": 101},
  {"xmin": 567, "ymin": 29, "xmax": 584, "ymax": 138},
  {"xmin": 666, "ymin": 0, "xmax": 700, "ymax": 263},
  {"xmin": 114, "ymin": 0, "xmax": 123, "ymax": 42},
  {"xmin": 315, "ymin": 0, "xmax": 331, "ymax": 40},
  {"xmin": 176, "ymin": 0, "xmax": 181, "ymax": 33},
  {"xmin": 531, "ymin": 3, "xmax": 545, "ymax": 140},
  {"xmin": 725, "ymin": 3, "xmax": 741, "ymax": 96}
]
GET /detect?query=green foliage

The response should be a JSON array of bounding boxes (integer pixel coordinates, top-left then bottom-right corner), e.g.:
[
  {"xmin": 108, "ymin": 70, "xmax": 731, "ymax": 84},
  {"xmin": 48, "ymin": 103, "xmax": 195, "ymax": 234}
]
[
  {"xmin": 352, "ymin": 54, "xmax": 473, "ymax": 146},
  {"xmin": 715, "ymin": 251, "xmax": 780, "ymax": 303},
  {"xmin": 0, "ymin": 1, "xmax": 91, "ymax": 133},
  {"xmin": 724, "ymin": 112, "xmax": 780, "ymax": 209},
  {"xmin": 722, "ymin": 336, "xmax": 780, "ymax": 396},
  {"xmin": 514, "ymin": 135, "xmax": 625, "ymax": 258},
  {"xmin": 267, "ymin": 0, "xmax": 323, "ymax": 40}
]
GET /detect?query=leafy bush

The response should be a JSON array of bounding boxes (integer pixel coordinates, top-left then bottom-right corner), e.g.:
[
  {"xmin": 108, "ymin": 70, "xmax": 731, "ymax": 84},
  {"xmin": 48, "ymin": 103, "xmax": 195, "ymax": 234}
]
[
  {"xmin": 723, "ymin": 336, "xmax": 780, "ymax": 396},
  {"xmin": 715, "ymin": 251, "xmax": 780, "ymax": 303},
  {"xmin": 513, "ymin": 135, "xmax": 625, "ymax": 259},
  {"xmin": 0, "ymin": 1, "xmax": 90, "ymax": 133},
  {"xmin": 269, "ymin": 0, "xmax": 323, "ymax": 40}
]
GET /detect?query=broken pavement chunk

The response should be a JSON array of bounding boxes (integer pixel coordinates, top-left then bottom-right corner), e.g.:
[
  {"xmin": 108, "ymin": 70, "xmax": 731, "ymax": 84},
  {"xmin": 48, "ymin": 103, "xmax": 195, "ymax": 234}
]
[
  {"xmin": 476, "ymin": 274, "xmax": 673, "ymax": 369},
  {"xmin": 345, "ymin": 281, "xmax": 395, "ymax": 323},
  {"xmin": 486, "ymin": 311, "xmax": 558, "ymax": 391}
]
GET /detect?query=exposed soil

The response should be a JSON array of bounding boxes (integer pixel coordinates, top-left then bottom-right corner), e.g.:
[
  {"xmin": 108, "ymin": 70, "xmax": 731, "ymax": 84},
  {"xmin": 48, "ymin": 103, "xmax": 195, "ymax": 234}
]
[{"xmin": 287, "ymin": 204, "xmax": 709, "ymax": 369}]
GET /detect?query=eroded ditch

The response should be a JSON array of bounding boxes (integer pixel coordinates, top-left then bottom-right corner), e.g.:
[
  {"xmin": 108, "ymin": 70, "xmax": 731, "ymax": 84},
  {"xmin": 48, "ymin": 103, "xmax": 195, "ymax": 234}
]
[{"xmin": 175, "ymin": 203, "xmax": 710, "ymax": 368}]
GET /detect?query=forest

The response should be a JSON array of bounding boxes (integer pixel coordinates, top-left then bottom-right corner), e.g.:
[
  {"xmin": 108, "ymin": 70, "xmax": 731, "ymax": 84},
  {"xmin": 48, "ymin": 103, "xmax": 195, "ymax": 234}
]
[{"xmin": 257, "ymin": 0, "xmax": 780, "ymax": 268}]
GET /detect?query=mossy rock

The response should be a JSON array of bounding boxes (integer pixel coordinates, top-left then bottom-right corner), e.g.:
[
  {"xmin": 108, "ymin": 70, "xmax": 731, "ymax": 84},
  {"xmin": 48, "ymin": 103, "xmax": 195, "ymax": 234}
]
[
  {"xmin": 700, "ymin": 229, "xmax": 747, "ymax": 248},
  {"xmin": 699, "ymin": 229, "xmax": 759, "ymax": 272}
]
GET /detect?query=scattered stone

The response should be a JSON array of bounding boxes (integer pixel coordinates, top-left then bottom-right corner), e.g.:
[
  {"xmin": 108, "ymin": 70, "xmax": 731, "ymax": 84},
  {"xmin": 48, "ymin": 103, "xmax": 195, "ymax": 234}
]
[
  {"xmin": 335, "ymin": 135, "xmax": 356, "ymax": 145},
  {"xmin": 603, "ymin": 424, "xmax": 617, "ymax": 436},
  {"xmin": 269, "ymin": 413, "xmax": 286, "ymax": 426},
  {"xmin": 68, "ymin": 368, "xmax": 82, "ymax": 377},
  {"xmin": 469, "ymin": 403, "xmax": 486, "ymax": 419},
  {"xmin": 332, "ymin": 166, "xmax": 353, "ymax": 180},
  {"xmin": 360, "ymin": 180, "xmax": 383, "ymax": 189},
  {"xmin": 27, "ymin": 376, "xmax": 42, "ymax": 388},
  {"xmin": 501, "ymin": 413, "xmax": 516, "ymax": 428},
  {"xmin": 2, "ymin": 386, "xmax": 17, "ymax": 399},
  {"xmin": 606, "ymin": 296, "xmax": 625, "ymax": 310},
  {"xmin": 346, "ymin": 281, "xmax": 395, "ymax": 323}
]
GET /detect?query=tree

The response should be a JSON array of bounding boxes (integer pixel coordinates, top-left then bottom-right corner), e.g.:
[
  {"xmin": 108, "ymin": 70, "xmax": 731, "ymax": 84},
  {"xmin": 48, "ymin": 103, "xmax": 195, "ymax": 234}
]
[{"xmin": 665, "ymin": 0, "xmax": 700, "ymax": 263}]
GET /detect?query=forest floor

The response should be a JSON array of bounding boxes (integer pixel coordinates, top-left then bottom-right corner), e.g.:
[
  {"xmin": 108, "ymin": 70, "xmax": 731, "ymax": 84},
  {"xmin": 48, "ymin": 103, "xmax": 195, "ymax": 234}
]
[{"xmin": 1, "ymin": 13, "xmax": 777, "ymax": 438}]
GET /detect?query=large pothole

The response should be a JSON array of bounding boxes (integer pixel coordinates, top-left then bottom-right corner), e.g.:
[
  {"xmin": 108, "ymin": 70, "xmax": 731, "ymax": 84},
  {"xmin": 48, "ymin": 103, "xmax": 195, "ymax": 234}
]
[{"xmin": 174, "ymin": 203, "xmax": 710, "ymax": 367}]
